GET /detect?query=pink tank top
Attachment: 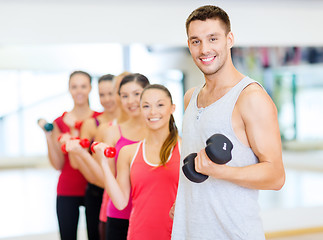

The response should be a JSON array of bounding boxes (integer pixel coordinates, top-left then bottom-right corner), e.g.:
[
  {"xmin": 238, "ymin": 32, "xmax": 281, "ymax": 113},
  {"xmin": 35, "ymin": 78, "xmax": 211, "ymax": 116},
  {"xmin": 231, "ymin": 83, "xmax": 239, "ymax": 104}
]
[
  {"xmin": 106, "ymin": 125, "xmax": 137, "ymax": 219},
  {"xmin": 127, "ymin": 140, "xmax": 180, "ymax": 240}
]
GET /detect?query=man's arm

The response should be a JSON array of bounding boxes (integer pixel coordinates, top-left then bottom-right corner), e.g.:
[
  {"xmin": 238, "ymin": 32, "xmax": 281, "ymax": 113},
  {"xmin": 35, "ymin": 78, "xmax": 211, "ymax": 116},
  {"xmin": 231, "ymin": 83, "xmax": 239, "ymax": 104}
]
[{"xmin": 195, "ymin": 84, "xmax": 285, "ymax": 190}]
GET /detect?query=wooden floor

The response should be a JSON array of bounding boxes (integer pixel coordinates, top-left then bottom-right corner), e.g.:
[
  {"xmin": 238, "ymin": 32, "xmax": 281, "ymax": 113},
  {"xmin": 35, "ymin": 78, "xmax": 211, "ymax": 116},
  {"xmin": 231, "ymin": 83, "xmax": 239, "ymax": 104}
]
[{"xmin": 270, "ymin": 232, "xmax": 323, "ymax": 240}]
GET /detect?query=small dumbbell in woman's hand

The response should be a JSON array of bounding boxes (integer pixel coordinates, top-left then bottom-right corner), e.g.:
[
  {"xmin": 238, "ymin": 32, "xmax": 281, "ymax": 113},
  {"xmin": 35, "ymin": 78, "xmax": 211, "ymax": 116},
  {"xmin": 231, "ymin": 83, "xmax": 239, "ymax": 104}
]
[
  {"xmin": 38, "ymin": 118, "xmax": 54, "ymax": 132},
  {"xmin": 61, "ymin": 138, "xmax": 90, "ymax": 154},
  {"xmin": 91, "ymin": 142, "xmax": 116, "ymax": 158}
]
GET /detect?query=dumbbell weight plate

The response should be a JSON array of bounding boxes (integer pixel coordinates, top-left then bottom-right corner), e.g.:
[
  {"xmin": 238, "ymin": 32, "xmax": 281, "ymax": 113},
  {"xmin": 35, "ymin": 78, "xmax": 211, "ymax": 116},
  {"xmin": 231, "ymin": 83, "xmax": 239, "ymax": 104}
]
[{"xmin": 182, "ymin": 153, "xmax": 209, "ymax": 183}]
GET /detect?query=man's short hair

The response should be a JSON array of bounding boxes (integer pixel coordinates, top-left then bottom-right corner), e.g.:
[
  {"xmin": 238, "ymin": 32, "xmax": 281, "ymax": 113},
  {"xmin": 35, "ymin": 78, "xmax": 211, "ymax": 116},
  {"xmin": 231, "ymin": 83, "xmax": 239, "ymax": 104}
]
[{"xmin": 186, "ymin": 5, "xmax": 231, "ymax": 35}]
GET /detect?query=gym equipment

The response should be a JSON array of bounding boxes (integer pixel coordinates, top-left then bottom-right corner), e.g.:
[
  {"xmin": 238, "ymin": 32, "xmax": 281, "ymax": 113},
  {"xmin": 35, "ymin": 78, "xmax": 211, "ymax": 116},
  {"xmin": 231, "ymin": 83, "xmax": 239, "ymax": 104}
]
[
  {"xmin": 182, "ymin": 133, "xmax": 233, "ymax": 183},
  {"xmin": 91, "ymin": 142, "xmax": 116, "ymax": 158},
  {"xmin": 37, "ymin": 119, "xmax": 54, "ymax": 132},
  {"xmin": 44, "ymin": 123, "xmax": 54, "ymax": 131},
  {"xmin": 61, "ymin": 138, "xmax": 90, "ymax": 154}
]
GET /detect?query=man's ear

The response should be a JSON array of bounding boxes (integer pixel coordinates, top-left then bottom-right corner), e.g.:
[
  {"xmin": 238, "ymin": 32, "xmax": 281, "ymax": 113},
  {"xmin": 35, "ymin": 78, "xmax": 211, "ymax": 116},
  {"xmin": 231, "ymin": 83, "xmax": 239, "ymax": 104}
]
[
  {"xmin": 187, "ymin": 39, "xmax": 191, "ymax": 52},
  {"xmin": 227, "ymin": 31, "xmax": 234, "ymax": 49}
]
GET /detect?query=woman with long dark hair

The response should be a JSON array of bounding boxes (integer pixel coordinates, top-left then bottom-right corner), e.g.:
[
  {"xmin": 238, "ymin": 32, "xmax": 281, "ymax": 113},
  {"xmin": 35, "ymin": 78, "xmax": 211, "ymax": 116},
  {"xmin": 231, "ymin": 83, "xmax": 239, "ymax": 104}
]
[{"xmin": 94, "ymin": 84, "xmax": 181, "ymax": 240}]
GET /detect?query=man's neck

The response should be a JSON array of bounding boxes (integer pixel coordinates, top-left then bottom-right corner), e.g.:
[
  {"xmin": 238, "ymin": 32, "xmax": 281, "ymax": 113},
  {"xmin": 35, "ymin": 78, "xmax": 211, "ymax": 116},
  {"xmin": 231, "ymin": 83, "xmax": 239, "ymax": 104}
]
[
  {"xmin": 197, "ymin": 65, "xmax": 245, "ymax": 108},
  {"xmin": 204, "ymin": 65, "xmax": 244, "ymax": 90}
]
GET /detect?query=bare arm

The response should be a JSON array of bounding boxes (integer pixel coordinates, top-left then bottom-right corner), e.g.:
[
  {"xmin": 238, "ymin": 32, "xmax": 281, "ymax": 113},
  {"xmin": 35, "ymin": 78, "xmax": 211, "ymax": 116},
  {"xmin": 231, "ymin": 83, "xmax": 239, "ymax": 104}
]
[
  {"xmin": 80, "ymin": 118, "xmax": 96, "ymax": 141},
  {"xmin": 65, "ymin": 140, "xmax": 103, "ymax": 186},
  {"xmin": 67, "ymin": 118, "xmax": 92, "ymax": 170},
  {"xmin": 195, "ymin": 84, "xmax": 285, "ymax": 190},
  {"xmin": 90, "ymin": 125, "xmax": 120, "ymax": 186},
  {"xmin": 95, "ymin": 123, "xmax": 110, "ymax": 142},
  {"xmin": 66, "ymin": 120, "xmax": 115, "ymax": 188},
  {"xmin": 44, "ymin": 122, "xmax": 66, "ymax": 170},
  {"xmin": 96, "ymin": 143, "xmax": 134, "ymax": 210}
]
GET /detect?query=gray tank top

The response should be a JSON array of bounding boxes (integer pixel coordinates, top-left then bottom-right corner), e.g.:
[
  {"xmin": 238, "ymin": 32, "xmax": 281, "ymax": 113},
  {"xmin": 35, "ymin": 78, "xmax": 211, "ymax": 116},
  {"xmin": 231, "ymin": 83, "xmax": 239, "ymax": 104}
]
[{"xmin": 171, "ymin": 77, "xmax": 265, "ymax": 240}]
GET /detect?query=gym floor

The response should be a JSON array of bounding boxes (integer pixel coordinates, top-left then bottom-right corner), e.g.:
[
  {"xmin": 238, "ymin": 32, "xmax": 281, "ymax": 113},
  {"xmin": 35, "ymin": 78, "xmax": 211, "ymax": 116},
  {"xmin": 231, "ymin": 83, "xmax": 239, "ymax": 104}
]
[{"xmin": 0, "ymin": 159, "xmax": 323, "ymax": 240}]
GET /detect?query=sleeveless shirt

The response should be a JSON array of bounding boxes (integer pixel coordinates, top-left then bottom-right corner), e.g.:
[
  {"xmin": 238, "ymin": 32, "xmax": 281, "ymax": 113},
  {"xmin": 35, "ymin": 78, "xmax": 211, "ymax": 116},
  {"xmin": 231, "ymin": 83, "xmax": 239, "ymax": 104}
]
[
  {"xmin": 106, "ymin": 125, "xmax": 136, "ymax": 219},
  {"xmin": 55, "ymin": 111, "xmax": 101, "ymax": 196},
  {"xmin": 171, "ymin": 77, "xmax": 265, "ymax": 240},
  {"xmin": 128, "ymin": 140, "xmax": 180, "ymax": 240}
]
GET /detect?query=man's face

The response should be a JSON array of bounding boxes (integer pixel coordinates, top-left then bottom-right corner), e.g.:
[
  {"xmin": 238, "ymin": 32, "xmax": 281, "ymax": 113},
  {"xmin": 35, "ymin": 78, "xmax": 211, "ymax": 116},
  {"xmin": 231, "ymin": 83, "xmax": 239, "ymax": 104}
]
[{"xmin": 187, "ymin": 19, "xmax": 233, "ymax": 77}]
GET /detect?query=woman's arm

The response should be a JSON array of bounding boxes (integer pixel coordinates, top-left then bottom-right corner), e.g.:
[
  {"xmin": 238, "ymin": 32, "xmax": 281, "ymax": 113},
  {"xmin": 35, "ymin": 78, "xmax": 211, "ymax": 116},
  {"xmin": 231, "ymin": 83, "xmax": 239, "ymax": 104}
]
[
  {"xmin": 70, "ymin": 124, "xmax": 120, "ymax": 187},
  {"xmin": 67, "ymin": 118, "xmax": 105, "ymax": 186},
  {"xmin": 95, "ymin": 143, "xmax": 134, "ymax": 210},
  {"xmin": 65, "ymin": 139, "xmax": 103, "ymax": 185},
  {"xmin": 44, "ymin": 123, "xmax": 67, "ymax": 170},
  {"xmin": 80, "ymin": 118, "xmax": 96, "ymax": 141}
]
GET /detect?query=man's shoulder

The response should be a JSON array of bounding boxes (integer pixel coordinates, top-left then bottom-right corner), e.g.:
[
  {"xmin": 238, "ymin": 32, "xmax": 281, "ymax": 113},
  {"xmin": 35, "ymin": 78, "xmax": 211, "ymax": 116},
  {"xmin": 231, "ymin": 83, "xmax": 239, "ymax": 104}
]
[
  {"xmin": 238, "ymin": 81, "xmax": 277, "ymax": 117},
  {"xmin": 240, "ymin": 81, "xmax": 267, "ymax": 102},
  {"xmin": 184, "ymin": 87, "xmax": 197, "ymax": 110}
]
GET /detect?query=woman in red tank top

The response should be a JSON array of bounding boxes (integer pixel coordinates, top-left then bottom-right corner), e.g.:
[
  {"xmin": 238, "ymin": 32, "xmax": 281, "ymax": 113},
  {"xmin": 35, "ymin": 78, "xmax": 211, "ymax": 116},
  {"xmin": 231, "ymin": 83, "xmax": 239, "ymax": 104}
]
[
  {"xmin": 66, "ymin": 73, "xmax": 150, "ymax": 240},
  {"xmin": 65, "ymin": 73, "xmax": 120, "ymax": 240},
  {"xmin": 94, "ymin": 84, "xmax": 181, "ymax": 240},
  {"xmin": 38, "ymin": 71, "xmax": 100, "ymax": 240}
]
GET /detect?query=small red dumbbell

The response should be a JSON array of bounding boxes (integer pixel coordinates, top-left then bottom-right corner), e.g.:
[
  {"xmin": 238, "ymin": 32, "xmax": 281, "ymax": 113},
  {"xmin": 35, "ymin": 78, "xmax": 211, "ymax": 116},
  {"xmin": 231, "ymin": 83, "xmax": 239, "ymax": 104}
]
[
  {"xmin": 91, "ymin": 142, "xmax": 116, "ymax": 158},
  {"xmin": 61, "ymin": 138, "xmax": 90, "ymax": 154}
]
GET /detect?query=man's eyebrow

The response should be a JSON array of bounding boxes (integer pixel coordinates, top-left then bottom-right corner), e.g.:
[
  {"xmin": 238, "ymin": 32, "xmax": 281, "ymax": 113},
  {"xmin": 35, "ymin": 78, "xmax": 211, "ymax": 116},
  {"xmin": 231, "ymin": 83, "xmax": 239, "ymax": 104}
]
[
  {"xmin": 208, "ymin": 32, "xmax": 221, "ymax": 37},
  {"xmin": 188, "ymin": 36, "xmax": 198, "ymax": 41},
  {"xmin": 189, "ymin": 33, "xmax": 221, "ymax": 41}
]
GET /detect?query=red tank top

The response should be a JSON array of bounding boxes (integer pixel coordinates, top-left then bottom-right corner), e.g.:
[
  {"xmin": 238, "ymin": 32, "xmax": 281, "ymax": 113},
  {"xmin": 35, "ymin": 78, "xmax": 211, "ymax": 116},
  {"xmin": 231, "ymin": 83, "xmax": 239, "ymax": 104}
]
[
  {"xmin": 128, "ymin": 140, "xmax": 180, "ymax": 240},
  {"xmin": 54, "ymin": 111, "xmax": 101, "ymax": 196}
]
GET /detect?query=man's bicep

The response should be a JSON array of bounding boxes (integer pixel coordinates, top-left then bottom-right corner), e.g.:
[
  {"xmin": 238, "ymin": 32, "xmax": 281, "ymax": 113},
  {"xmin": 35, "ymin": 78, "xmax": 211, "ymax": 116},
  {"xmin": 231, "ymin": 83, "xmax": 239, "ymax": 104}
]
[{"xmin": 242, "ymin": 89, "xmax": 282, "ymax": 162}]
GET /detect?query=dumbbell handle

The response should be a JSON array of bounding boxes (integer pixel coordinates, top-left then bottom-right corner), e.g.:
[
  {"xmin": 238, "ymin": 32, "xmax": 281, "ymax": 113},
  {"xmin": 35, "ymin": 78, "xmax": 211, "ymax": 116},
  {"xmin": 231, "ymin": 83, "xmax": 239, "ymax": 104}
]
[
  {"xmin": 182, "ymin": 133, "xmax": 233, "ymax": 183},
  {"xmin": 91, "ymin": 142, "xmax": 116, "ymax": 158},
  {"xmin": 61, "ymin": 138, "xmax": 90, "ymax": 154}
]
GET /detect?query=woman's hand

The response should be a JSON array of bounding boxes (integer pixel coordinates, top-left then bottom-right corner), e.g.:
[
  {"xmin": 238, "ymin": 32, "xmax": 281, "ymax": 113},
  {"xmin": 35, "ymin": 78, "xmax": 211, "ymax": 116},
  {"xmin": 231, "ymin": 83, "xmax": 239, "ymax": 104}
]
[
  {"xmin": 169, "ymin": 202, "xmax": 175, "ymax": 220},
  {"xmin": 65, "ymin": 139, "xmax": 83, "ymax": 154}
]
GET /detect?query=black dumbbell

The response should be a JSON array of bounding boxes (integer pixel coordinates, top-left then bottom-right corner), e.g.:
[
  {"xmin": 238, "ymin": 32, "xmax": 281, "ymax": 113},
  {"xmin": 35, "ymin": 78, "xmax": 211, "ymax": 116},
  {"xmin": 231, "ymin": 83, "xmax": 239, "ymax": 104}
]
[{"xmin": 182, "ymin": 133, "xmax": 233, "ymax": 183}]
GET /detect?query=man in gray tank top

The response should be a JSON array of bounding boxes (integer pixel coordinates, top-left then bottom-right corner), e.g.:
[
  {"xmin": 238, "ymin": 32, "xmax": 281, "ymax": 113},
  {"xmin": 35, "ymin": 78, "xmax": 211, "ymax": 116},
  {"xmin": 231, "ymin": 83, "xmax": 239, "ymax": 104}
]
[{"xmin": 170, "ymin": 5, "xmax": 285, "ymax": 240}]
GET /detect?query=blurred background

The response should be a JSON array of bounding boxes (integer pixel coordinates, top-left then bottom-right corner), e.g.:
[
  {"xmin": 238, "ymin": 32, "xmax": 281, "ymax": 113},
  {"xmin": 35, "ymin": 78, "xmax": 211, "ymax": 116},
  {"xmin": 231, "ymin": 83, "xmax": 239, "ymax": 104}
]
[{"xmin": 1, "ymin": 0, "xmax": 323, "ymax": 239}]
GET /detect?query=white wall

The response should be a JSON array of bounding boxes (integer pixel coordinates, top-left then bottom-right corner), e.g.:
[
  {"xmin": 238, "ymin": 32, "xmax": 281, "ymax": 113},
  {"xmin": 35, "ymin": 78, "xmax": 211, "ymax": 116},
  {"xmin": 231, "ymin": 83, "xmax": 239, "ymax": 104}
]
[
  {"xmin": 0, "ymin": 0, "xmax": 323, "ymax": 47},
  {"xmin": 1, "ymin": 0, "xmax": 321, "ymax": 89}
]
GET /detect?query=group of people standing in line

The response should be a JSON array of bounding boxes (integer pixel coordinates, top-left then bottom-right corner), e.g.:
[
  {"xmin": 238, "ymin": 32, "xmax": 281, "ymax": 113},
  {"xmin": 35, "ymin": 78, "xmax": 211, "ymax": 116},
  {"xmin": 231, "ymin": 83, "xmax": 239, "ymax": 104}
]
[
  {"xmin": 39, "ymin": 5, "xmax": 285, "ymax": 240},
  {"xmin": 39, "ymin": 70, "xmax": 180, "ymax": 240}
]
